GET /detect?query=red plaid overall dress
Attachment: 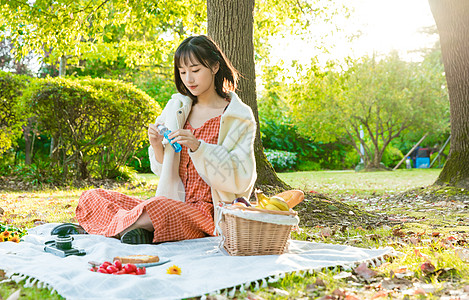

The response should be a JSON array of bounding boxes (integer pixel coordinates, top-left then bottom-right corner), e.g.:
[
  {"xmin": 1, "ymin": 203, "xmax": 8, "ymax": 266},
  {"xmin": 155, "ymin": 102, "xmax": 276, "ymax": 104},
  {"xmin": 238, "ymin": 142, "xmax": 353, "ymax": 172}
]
[{"xmin": 76, "ymin": 115, "xmax": 223, "ymax": 243}]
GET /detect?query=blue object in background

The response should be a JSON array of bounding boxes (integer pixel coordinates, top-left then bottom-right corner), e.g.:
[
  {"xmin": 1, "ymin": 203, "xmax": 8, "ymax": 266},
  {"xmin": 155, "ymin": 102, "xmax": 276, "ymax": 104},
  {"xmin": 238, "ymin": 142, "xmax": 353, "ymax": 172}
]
[{"xmin": 416, "ymin": 157, "xmax": 430, "ymax": 168}]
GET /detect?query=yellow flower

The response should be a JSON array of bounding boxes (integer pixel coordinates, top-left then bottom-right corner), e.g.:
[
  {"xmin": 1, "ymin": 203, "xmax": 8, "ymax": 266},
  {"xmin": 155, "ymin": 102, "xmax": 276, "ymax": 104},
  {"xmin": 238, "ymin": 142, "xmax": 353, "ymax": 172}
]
[
  {"xmin": 166, "ymin": 265, "xmax": 181, "ymax": 275},
  {"xmin": 2, "ymin": 230, "xmax": 10, "ymax": 238},
  {"xmin": 8, "ymin": 236, "xmax": 20, "ymax": 243}
]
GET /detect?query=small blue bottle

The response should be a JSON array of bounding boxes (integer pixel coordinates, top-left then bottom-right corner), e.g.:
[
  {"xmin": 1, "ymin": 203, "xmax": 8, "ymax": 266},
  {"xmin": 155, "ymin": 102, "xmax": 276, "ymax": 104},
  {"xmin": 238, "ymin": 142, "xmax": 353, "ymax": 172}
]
[{"xmin": 157, "ymin": 124, "xmax": 182, "ymax": 153}]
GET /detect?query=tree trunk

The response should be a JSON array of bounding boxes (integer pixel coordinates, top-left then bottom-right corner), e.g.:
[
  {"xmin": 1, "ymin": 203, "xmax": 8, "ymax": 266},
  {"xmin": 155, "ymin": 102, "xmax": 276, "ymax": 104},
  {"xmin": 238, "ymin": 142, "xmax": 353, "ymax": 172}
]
[
  {"xmin": 429, "ymin": 0, "xmax": 469, "ymax": 188},
  {"xmin": 207, "ymin": 0, "xmax": 289, "ymax": 189}
]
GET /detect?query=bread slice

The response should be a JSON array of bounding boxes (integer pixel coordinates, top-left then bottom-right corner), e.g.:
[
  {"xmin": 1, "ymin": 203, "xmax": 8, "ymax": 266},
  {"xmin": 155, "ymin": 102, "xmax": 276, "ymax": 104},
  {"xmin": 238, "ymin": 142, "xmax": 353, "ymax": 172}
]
[{"xmin": 113, "ymin": 255, "xmax": 159, "ymax": 264}]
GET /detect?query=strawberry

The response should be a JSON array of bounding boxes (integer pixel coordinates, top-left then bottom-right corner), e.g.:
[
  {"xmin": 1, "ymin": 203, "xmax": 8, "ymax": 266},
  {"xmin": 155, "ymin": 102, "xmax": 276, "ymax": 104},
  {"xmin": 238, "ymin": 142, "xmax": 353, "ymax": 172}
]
[
  {"xmin": 106, "ymin": 265, "xmax": 119, "ymax": 274},
  {"xmin": 114, "ymin": 260, "xmax": 122, "ymax": 270},
  {"xmin": 124, "ymin": 263, "xmax": 137, "ymax": 273},
  {"xmin": 136, "ymin": 267, "xmax": 146, "ymax": 275}
]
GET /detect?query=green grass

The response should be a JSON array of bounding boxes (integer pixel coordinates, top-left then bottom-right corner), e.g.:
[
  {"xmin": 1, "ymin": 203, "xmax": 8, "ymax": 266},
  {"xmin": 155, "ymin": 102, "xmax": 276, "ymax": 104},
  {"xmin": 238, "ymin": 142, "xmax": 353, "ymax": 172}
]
[
  {"xmin": 278, "ymin": 168, "xmax": 441, "ymax": 197},
  {"xmin": 3, "ymin": 168, "xmax": 469, "ymax": 299}
]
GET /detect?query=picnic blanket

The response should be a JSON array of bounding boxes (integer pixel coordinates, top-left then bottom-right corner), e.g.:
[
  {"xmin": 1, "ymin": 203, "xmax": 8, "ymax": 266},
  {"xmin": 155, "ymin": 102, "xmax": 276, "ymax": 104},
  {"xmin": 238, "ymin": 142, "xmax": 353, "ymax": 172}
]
[{"xmin": 0, "ymin": 223, "xmax": 396, "ymax": 300}]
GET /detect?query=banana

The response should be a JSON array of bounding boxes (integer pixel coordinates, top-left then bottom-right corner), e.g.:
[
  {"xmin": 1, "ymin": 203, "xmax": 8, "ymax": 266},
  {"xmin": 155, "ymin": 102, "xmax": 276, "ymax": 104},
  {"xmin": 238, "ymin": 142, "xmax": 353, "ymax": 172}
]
[
  {"xmin": 264, "ymin": 203, "xmax": 282, "ymax": 211},
  {"xmin": 254, "ymin": 190, "xmax": 290, "ymax": 211},
  {"xmin": 254, "ymin": 190, "xmax": 270, "ymax": 209},
  {"xmin": 268, "ymin": 196, "xmax": 290, "ymax": 211}
]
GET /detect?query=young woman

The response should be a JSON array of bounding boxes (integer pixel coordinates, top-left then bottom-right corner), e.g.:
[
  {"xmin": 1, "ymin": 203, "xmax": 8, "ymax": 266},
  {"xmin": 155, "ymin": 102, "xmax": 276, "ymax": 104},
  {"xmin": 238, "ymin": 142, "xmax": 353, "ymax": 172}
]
[{"xmin": 53, "ymin": 35, "xmax": 257, "ymax": 244}]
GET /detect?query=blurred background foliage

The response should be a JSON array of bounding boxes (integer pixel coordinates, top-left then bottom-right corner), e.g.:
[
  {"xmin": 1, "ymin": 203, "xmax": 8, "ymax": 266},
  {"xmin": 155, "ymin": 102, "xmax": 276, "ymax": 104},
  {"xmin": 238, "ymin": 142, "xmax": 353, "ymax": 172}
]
[{"xmin": 0, "ymin": 0, "xmax": 450, "ymax": 187}]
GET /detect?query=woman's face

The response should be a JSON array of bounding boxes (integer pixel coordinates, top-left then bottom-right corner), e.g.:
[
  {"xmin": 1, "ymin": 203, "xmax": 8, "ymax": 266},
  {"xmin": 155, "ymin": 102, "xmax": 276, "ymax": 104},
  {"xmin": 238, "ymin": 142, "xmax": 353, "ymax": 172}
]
[{"xmin": 178, "ymin": 55, "xmax": 218, "ymax": 98}]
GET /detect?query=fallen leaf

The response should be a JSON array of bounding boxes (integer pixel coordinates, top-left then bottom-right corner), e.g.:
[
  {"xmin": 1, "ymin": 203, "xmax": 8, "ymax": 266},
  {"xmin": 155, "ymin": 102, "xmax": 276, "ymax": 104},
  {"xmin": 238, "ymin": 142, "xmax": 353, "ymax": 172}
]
[
  {"xmin": 414, "ymin": 288, "xmax": 426, "ymax": 295},
  {"xmin": 413, "ymin": 282, "xmax": 436, "ymax": 294},
  {"xmin": 455, "ymin": 248, "xmax": 469, "ymax": 262},
  {"xmin": 390, "ymin": 267, "xmax": 414, "ymax": 279},
  {"xmin": 446, "ymin": 236, "xmax": 457, "ymax": 241},
  {"xmin": 331, "ymin": 288, "xmax": 346, "ymax": 298},
  {"xmin": 366, "ymin": 234, "xmax": 380, "ymax": 241},
  {"xmin": 353, "ymin": 262, "xmax": 377, "ymax": 280},
  {"xmin": 414, "ymin": 249, "xmax": 430, "ymax": 260},
  {"xmin": 380, "ymin": 277, "xmax": 412, "ymax": 290},
  {"xmin": 420, "ymin": 262, "xmax": 436, "ymax": 274},
  {"xmin": 371, "ymin": 290, "xmax": 389, "ymax": 299},
  {"xmin": 392, "ymin": 228, "xmax": 405, "ymax": 237},
  {"xmin": 432, "ymin": 232, "xmax": 440, "ymax": 237},
  {"xmin": 463, "ymin": 285, "xmax": 469, "ymax": 293},
  {"xmin": 321, "ymin": 227, "xmax": 332, "ymax": 238},
  {"xmin": 313, "ymin": 278, "xmax": 327, "ymax": 287}
]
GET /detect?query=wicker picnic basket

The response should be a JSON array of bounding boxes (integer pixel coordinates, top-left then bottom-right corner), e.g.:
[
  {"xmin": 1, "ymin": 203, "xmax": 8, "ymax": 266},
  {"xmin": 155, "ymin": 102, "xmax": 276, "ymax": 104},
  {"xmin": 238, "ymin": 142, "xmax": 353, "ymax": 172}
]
[{"xmin": 218, "ymin": 206, "xmax": 299, "ymax": 256}]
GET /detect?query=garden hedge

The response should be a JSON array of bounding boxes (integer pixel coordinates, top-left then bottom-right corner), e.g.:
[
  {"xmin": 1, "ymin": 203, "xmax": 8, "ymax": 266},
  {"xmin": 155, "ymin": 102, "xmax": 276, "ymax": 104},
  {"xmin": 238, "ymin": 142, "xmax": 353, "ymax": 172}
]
[
  {"xmin": 0, "ymin": 71, "xmax": 30, "ymax": 154},
  {"xmin": 25, "ymin": 76, "xmax": 160, "ymax": 180}
]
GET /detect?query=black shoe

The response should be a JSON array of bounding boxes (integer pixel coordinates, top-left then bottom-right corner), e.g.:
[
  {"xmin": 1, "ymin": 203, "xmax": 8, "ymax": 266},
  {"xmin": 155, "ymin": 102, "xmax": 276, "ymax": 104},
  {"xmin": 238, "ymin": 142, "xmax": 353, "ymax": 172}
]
[
  {"xmin": 120, "ymin": 228, "xmax": 153, "ymax": 244},
  {"xmin": 51, "ymin": 223, "xmax": 87, "ymax": 235}
]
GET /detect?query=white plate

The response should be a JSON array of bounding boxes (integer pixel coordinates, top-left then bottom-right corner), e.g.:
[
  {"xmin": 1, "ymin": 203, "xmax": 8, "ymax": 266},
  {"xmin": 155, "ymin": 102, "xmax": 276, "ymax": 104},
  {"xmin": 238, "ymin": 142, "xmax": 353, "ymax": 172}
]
[{"xmin": 134, "ymin": 257, "xmax": 170, "ymax": 268}]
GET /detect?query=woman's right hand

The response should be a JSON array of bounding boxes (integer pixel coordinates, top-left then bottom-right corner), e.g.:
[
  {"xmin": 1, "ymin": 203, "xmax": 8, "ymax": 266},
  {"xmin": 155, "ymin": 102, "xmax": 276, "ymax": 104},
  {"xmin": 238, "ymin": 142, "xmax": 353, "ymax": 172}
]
[{"xmin": 148, "ymin": 123, "xmax": 164, "ymax": 147}]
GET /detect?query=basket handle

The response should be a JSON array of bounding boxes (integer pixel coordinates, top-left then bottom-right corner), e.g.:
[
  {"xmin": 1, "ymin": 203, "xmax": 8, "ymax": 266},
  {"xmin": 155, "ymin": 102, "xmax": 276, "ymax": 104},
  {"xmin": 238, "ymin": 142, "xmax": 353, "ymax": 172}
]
[{"xmin": 227, "ymin": 205, "xmax": 298, "ymax": 216}]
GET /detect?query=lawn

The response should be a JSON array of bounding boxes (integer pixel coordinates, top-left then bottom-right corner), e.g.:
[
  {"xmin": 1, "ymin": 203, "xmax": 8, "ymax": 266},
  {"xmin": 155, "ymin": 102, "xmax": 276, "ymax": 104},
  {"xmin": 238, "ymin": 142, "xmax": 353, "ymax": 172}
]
[
  {"xmin": 1, "ymin": 168, "xmax": 469, "ymax": 299},
  {"xmin": 279, "ymin": 168, "xmax": 441, "ymax": 197}
]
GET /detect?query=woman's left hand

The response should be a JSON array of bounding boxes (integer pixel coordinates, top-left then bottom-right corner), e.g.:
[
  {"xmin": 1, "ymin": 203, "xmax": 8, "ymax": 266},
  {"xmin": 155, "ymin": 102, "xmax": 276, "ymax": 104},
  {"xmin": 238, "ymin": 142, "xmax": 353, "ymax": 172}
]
[{"xmin": 169, "ymin": 129, "xmax": 201, "ymax": 152}]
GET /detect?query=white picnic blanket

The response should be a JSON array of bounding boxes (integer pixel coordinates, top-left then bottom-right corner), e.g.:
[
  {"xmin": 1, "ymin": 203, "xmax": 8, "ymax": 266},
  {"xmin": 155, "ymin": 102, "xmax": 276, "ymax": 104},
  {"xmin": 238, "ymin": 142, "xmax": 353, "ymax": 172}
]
[{"xmin": 0, "ymin": 223, "xmax": 395, "ymax": 300}]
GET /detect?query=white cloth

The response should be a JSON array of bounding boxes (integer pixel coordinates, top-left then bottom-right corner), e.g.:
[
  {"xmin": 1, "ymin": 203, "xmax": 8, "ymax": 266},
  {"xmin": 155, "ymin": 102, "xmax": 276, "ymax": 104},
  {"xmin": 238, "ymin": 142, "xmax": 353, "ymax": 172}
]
[
  {"xmin": 148, "ymin": 92, "xmax": 257, "ymax": 220},
  {"xmin": 216, "ymin": 206, "xmax": 300, "ymax": 226},
  {"xmin": 0, "ymin": 223, "xmax": 396, "ymax": 300}
]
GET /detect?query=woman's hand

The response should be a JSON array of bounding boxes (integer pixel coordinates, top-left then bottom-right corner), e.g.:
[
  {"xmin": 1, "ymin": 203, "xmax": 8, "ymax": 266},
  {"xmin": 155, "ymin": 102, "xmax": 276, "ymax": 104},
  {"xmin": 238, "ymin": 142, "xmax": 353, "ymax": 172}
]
[
  {"xmin": 148, "ymin": 123, "xmax": 164, "ymax": 147},
  {"xmin": 169, "ymin": 129, "xmax": 201, "ymax": 152}
]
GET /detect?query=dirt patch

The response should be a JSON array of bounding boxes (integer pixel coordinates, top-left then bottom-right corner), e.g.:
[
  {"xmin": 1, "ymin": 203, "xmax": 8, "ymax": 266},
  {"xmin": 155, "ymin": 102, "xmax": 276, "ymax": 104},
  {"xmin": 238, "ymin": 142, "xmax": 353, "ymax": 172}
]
[
  {"xmin": 254, "ymin": 185, "xmax": 396, "ymax": 229},
  {"xmin": 392, "ymin": 184, "xmax": 469, "ymax": 203}
]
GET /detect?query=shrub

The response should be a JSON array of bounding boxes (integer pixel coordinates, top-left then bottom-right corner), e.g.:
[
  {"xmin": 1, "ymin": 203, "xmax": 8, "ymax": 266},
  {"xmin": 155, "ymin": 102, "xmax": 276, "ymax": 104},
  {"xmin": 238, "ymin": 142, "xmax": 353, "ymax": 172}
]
[
  {"xmin": 296, "ymin": 160, "xmax": 322, "ymax": 171},
  {"xmin": 126, "ymin": 145, "xmax": 152, "ymax": 173},
  {"xmin": 24, "ymin": 76, "xmax": 161, "ymax": 180},
  {"xmin": 260, "ymin": 119, "xmax": 354, "ymax": 170},
  {"xmin": 260, "ymin": 120, "xmax": 318, "ymax": 160},
  {"xmin": 264, "ymin": 149, "xmax": 297, "ymax": 171},
  {"xmin": 381, "ymin": 145, "xmax": 404, "ymax": 168},
  {"xmin": 12, "ymin": 160, "xmax": 64, "ymax": 187},
  {"xmin": 0, "ymin": 71, "xmax": 31, "ymax": 154}
]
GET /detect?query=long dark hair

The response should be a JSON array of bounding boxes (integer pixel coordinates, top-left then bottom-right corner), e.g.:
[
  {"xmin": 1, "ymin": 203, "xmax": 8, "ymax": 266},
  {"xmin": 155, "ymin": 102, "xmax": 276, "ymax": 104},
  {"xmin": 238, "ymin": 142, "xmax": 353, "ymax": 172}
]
[{"xmin": 174, "ymin": 35, "xmax": 238, "ymax": 103}]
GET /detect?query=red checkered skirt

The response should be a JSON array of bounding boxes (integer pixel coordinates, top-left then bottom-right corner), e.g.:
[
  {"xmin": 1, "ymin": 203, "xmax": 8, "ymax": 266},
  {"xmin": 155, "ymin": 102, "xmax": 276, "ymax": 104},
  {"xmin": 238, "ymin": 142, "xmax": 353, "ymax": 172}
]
[{"xmin": 76, "ymin": 115, "xmax": 223, "ymax": 243}]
